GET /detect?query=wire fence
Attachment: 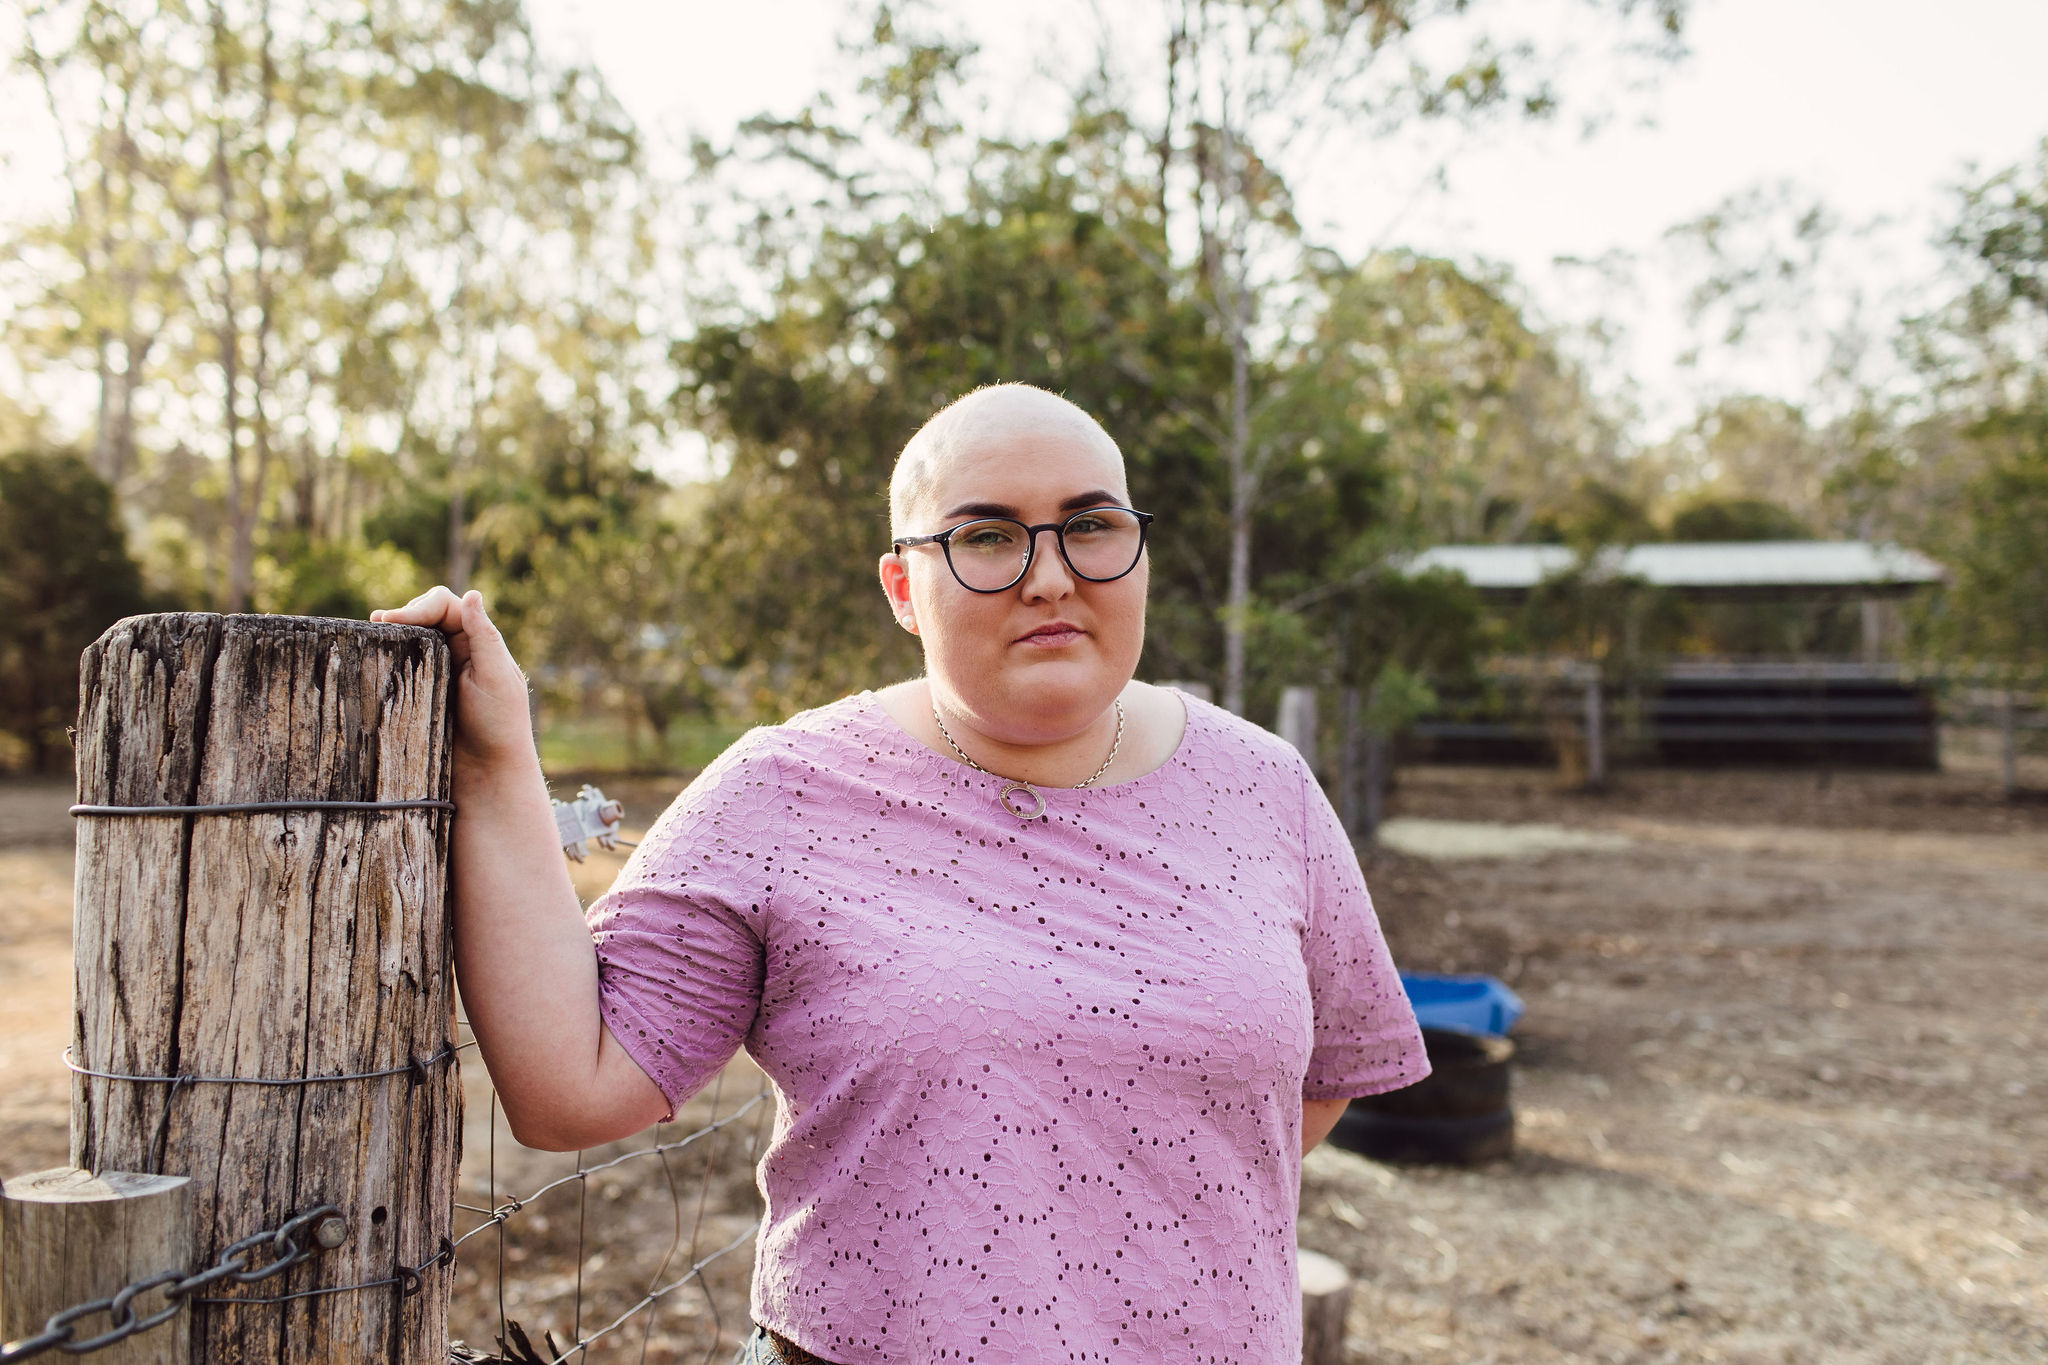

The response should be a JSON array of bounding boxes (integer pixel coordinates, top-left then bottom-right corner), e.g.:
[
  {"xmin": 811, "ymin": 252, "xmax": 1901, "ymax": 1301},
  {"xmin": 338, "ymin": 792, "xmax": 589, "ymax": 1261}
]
[
  {"xmin": 7, "ymin": 776, "xmax": 776, "ymax": 1365},
  {"xmin": 446, "ymin": 1031, "xmax": 774, "ymax": 1365},
  {"xmin": 4, "ymin": 1032, "xmax": 775, "ymax": 1365}
]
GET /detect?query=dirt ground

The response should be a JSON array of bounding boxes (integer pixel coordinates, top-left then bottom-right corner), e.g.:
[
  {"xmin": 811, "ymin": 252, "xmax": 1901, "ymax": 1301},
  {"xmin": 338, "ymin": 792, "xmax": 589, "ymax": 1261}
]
[{"xmin": 2, "ymin": 752, "xmax": 2043, "ymax": 1362}]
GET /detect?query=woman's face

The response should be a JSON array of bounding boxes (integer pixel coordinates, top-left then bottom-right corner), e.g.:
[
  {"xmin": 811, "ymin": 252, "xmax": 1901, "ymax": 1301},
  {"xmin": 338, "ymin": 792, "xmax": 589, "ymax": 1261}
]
[{"xmin": 879, "ymin": 413, "xmax": 1147, "ymax": 747}]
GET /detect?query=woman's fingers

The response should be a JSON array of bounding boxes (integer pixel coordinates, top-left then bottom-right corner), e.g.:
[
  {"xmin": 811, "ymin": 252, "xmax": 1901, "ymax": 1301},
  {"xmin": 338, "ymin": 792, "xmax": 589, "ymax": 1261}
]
[
  {"xmin": 451, "ymin": 591, "xmax": 521, "ymax": 691},
  {"xmin": 371, "ymin": 588, "xmax": 531, "ymax": 761},
  {"xmin": 371, "ymin": 584, "xmax": 464, "ymax": 630}
]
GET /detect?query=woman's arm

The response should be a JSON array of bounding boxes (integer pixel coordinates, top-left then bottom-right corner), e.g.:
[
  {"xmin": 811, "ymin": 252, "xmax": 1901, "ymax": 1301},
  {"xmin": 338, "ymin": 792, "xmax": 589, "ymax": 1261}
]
[
  {"xmin": 374, "ymin": 587, "xmax": 669, "ymax": 1150},
  {"xmin": 1303, "ymin": 1096, "xmax": 1349, "ymax": 1155}
]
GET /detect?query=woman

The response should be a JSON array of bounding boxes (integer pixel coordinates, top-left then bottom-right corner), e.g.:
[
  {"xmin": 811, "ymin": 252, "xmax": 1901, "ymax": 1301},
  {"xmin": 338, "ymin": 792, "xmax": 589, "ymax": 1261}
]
[{"xmin": 374, "ymin": 384, "xmax": 1427, "ymax": 1364}]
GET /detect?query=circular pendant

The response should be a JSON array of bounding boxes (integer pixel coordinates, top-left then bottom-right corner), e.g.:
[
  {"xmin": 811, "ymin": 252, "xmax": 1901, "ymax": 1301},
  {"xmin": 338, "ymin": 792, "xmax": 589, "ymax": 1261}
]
[{"xmin": 999, "ymin": 781, "xmax": 1047, "ymax": 822}]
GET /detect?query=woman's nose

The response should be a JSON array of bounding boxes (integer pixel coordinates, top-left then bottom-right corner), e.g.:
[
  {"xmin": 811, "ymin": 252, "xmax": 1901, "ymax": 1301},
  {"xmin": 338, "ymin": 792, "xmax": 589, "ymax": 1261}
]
[{"xmin": 1017, "ymin": 526, "xmax": 1076, "ymax": 601}]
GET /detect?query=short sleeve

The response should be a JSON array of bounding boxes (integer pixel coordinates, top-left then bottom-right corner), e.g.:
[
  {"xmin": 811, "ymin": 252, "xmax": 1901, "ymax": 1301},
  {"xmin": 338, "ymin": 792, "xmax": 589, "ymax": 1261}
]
[
  {"xmin": 584, "ymin": 735, "xmax": 785, "ymax": 1116},
  {"xmin": 1295, "ymin": 757, "xmax": 1430, "ymax": 1100}
]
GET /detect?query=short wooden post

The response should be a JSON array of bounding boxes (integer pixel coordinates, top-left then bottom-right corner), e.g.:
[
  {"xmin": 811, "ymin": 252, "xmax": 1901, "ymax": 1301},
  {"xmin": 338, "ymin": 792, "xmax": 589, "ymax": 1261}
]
[
  {"xmin": 1583, "ymin": 669, "xmax": 1606, "ymax": 789},
  {"xmin": 1999, "ymin": 689, "xmax": 2019, "ymax": 800},
  {"xmin": 2, "ymin": 1168, "xmax": 192, "ymax": 1364},
  {"xmin": 1337, "ymin": 686, "xmax": 1361, "ymax": 835},
  {"xmin": 1362, "ymin": 732, "xmax": 1388, "ymax": 842},
  {"xmin": 1299, "ymin": 1246, "xmax": 1353, "ymax": 1365},
  {"xmin": 1279, "ymin": 687, "xmax": 1319, "ymax": 767},
  {"xmin": 69, "ymin": 614, "xmax": 460, "ymax": 1363}
]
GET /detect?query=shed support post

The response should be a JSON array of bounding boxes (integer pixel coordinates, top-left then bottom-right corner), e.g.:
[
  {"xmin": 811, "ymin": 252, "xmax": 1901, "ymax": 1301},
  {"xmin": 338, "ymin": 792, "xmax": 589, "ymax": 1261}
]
[
  {"xmin": 1583, "ymin": 670, "xmax": 1606, "ymax": 789},
  {"xmin": 2000, "ymin": 689, "xmax": 2019, "ymax": 801}
]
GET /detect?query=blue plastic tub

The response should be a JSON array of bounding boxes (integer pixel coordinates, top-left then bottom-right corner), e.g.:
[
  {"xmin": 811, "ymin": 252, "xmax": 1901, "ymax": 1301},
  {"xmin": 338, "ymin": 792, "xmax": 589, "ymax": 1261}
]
[{"xmin": 1399, "ymin": 972, "xmax": 1524, "ymax": 1036}]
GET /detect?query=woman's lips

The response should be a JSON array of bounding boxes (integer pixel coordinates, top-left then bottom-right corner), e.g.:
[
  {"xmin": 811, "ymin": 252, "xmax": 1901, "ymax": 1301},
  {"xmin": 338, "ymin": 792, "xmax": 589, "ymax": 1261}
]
[{"xmin": 1016, "ymin": 623, "xmax": 1086, "ymax": 647}]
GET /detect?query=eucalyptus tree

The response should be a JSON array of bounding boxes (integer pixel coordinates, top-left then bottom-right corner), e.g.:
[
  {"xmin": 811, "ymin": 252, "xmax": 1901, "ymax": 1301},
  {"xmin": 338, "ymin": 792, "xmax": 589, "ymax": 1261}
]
[
  {"xmin": 11, "ymin": 0, "xmax": 193, "ymax": 491},
  {"xmin": 7, "ymin": 0, "xmax": 667, "ymax": 611},
  {"xmin": 1915, "ymin": 140, "xmax": 2048, "ymax": 682},
  {"xmin": 1073, "ymin": 0, "xmax": 1690, "ymax": 712}
]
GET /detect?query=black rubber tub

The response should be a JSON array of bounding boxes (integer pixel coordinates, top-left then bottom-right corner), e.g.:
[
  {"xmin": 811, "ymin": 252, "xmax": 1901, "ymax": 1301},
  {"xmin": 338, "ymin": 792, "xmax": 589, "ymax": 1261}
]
[{"xmin": 1329, "ymin": 1027, "xmax": 1515, "ymax": 1165}]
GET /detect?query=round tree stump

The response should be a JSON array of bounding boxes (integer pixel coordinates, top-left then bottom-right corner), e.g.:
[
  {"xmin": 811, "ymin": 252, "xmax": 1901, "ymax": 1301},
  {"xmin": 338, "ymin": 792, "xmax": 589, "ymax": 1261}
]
[
  {"xmin": 70, "ymin": 614, "xmax": 460, "ymax": 1363},
  {"xmin": 1299, "ymin": 1246, "xmax": 1354, "ymax": 1365}
]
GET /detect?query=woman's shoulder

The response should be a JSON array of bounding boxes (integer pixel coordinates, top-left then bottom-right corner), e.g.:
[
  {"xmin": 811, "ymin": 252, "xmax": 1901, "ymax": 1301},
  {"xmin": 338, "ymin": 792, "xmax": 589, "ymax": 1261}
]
[
  {"xmin": 1168, "ymin": 687, "xmax": 1313, "ymax": 776},
  {"xmin": 691, "ymin": 692, "xmax": 894, "ymax": 783}
]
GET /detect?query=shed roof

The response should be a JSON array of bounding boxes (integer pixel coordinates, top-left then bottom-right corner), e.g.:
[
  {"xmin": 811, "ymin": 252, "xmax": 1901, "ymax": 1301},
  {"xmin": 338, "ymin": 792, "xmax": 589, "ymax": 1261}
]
[{"xmin": 1403, "ymin": 541, "xmax": 1945, "ymax": 598}]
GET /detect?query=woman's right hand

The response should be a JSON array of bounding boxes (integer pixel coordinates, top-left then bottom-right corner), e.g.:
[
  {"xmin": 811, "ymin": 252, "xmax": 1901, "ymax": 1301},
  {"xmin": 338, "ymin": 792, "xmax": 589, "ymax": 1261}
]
[
  {"xmin": 372, "ymin": 586, "xmax": 533, "ymax": 771},
  {"xmin": 371, "ymin": 585, "xmax": 670, "ymax": 1148}
]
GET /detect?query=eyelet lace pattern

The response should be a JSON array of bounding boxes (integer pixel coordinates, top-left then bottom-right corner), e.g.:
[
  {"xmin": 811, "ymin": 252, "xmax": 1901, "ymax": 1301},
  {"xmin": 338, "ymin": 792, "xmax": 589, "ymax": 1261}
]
[{"xmin": 588, "ymin": 691, "xmax": 1426, "ymax": 1363}]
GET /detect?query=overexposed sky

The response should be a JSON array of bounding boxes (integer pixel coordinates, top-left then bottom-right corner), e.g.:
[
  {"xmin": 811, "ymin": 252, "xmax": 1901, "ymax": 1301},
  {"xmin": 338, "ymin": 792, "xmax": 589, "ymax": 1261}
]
[
  {"xmin": 5, "ymin": 1, "xmax": 2044, "ymax": 442},
  {"xmin": 528, "ymin": 0, "xmax": 2048, "ymax": 432}
]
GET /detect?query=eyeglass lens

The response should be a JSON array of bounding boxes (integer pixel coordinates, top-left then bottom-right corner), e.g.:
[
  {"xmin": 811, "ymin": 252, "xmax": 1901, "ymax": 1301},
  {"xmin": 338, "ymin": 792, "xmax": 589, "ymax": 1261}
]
[{"xmin": 946, "ymin": 509, "xmax": 1145, "ymax": 592}]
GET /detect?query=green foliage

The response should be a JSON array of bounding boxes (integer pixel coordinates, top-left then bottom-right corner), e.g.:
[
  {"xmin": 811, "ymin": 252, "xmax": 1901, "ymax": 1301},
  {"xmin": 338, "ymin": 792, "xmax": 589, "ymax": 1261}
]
[
  {"xmin": 0, "ymin": 451, "xmax": 149, "ymax": 771},
  {"xmin": 253, "ymin": 536, "xmax": 425, "ymax": 620},
  {"xmin": 1927, "ymin": 413, "xmax": 2048, "ymax": 679},
  {"xmin": 1512, "ymin": 565, "xmax": 1682, "ymax": 676},
  {"xmin": 1, "ymin": 0, "xmax": 1698, "ymax": 737},
  {"xmin": 1667, "ymin": 495, "xmax": 1812, "ymax": 542},
  {"xmin": 1897, "ymin": 139, "xmax": 2048, "ymax": 677},
  {"xmin": 675, "ymin": 153, "xmax": 1226, "ymax": 711},
  {"xmin": 1524, "ymin": 477, "xmax": 1661, "ymax": 551},
  {"xmin": 1314, "ymin": 253, "xmax": 1619, "ymax": 545}
]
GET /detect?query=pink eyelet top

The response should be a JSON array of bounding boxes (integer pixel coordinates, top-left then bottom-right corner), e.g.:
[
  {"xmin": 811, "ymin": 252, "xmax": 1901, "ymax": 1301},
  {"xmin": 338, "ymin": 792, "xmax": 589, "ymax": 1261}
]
[{"xmin": 587, "ymin": 689, "xmax": 1427, "ymax": 1363}]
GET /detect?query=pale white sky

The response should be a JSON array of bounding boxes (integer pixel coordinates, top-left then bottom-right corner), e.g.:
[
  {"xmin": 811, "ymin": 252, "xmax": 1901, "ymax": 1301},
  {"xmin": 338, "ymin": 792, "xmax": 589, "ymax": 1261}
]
[
  {"xmin": 528, "ymin": 0, "xmax": 2048, "ymax": 435},
  {"xmin": 5, "ymin": 1, "xmax": 2044, "ymax": 445}
]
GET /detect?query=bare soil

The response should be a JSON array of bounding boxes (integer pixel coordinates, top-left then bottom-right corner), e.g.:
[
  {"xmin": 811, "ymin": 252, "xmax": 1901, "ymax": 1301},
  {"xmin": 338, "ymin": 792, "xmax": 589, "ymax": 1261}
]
[{"xmin": 3, "ymin": 757, "xmax": 2043, "ymax": 1362}]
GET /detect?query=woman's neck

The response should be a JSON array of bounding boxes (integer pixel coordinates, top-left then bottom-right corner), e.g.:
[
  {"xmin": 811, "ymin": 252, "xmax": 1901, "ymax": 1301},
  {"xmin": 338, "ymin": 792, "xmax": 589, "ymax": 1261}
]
[{"xmin": 874, "ymin": 679, "xmax": 1186, "ymax": 790}]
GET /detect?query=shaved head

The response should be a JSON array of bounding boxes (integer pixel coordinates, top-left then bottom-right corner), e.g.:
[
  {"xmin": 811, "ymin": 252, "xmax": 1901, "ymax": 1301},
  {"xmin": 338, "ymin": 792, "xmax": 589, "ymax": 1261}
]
[{"xmin": 889, "ymin": 385, "xmax": 1126, "ymax": 538}]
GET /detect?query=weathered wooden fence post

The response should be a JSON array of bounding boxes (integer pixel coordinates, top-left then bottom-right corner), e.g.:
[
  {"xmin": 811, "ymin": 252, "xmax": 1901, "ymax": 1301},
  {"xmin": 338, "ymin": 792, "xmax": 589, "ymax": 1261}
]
[
  {"xmin": 2, "ymin": 1169, "xmax": 192, "ymax": 1364},
  {"xmin": 68, "ymin": 614, "xmax": 459, "ymax": 1363}
]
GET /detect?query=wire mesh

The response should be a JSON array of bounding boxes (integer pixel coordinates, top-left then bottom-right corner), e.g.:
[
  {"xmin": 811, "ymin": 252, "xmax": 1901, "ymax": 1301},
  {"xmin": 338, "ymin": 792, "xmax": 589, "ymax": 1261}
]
[{"xmin": 445, "ymin": 1020, "xmax": 775, "ymax": 1365}]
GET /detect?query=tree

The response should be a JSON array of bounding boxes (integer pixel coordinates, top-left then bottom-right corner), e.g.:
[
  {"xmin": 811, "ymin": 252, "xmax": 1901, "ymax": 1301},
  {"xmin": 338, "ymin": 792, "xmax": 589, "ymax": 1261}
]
[
  {"xmin": 9, "ymin": 0, "xmax": 667, "ymax": 613},
  {"xmin": 0, "ymin": 451, "xmax": 148, "ymax": 771},
  {"xmin": 1667, "ymin": 494, "xmax": 1811, "ymax": 543},
  {"xmin": 11, "ymin": 0, "xmax": 186, "ymax": 491},
  {"xmin": 1911, "ymin": 140, "xmax": 2048, "ymax": 682},
  {"xmin": 1074, "ymin": 0, "xmax": 1689, "ymax": 712},
  {"xmin": 676, "ymin": 149, "xmax": 1225, "ymax": 712}
]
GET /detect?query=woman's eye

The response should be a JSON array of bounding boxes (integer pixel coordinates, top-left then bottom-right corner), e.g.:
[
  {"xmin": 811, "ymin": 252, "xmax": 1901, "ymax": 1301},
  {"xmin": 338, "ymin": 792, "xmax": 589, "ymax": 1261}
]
[
  {"xmin": 1065, "ymin": 514, "xmax": 1112, "ymax": 536},
  {"xmin": 958, "ymin": 525, "xmax": 1021, "ymax": 550}
]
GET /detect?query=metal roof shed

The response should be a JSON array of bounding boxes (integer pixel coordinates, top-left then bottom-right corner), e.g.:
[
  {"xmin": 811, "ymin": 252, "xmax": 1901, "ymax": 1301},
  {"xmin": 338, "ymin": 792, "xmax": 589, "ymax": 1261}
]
[
  {"xmin": 1398, "ymin": 541, "xmax": 1950, "ymax": 768},
  {"xmin": 1403, "ymin": 541, "xmax": 1944, "ymax": 601}
]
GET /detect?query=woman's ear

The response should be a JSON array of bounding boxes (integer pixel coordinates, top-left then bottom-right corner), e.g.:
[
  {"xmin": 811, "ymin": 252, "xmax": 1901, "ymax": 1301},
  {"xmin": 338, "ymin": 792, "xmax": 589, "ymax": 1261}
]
[{"xmin": 878, "ymin": 552, "xmax": 918, "ymax": 633}]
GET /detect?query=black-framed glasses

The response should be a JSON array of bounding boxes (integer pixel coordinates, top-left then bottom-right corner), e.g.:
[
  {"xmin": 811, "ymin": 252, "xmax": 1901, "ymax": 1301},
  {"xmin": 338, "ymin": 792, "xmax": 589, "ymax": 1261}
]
[{"xmin": 893, "ymin": 506, "xmax": 1155, "ymax": 594}]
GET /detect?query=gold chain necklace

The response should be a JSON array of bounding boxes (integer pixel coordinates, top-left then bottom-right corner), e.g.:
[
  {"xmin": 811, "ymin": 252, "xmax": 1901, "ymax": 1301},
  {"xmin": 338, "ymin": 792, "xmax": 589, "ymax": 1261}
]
[{"xmin": 931, "ymin": 698, "xmax": 1125, "ymax": 823}]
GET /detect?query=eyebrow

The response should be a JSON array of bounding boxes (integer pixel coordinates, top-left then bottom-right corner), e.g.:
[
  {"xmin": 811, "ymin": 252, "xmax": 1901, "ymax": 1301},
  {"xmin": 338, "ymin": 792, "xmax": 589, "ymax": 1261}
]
[{"xmin": 941, "ymin": 490, "xmax": 1124, "ymax": 520}]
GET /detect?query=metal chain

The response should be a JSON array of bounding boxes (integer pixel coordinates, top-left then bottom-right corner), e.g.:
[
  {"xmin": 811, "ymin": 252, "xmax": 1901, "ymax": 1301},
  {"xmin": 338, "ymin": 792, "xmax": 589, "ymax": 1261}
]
[{"xmin": 0, "ymin": 1204, "xmax": 346, "ymax": 1362}]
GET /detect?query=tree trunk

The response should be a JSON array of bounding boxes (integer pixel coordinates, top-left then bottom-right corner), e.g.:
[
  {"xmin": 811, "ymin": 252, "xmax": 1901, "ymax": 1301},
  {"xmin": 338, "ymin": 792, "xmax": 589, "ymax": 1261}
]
[
  {"xmin": 71, "ymin": 613, "xmax": 460, "ymax": 1363},
  {"xmin": 1221, "ymin": 295, "xmax": 1253, "ymax": 717}
]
